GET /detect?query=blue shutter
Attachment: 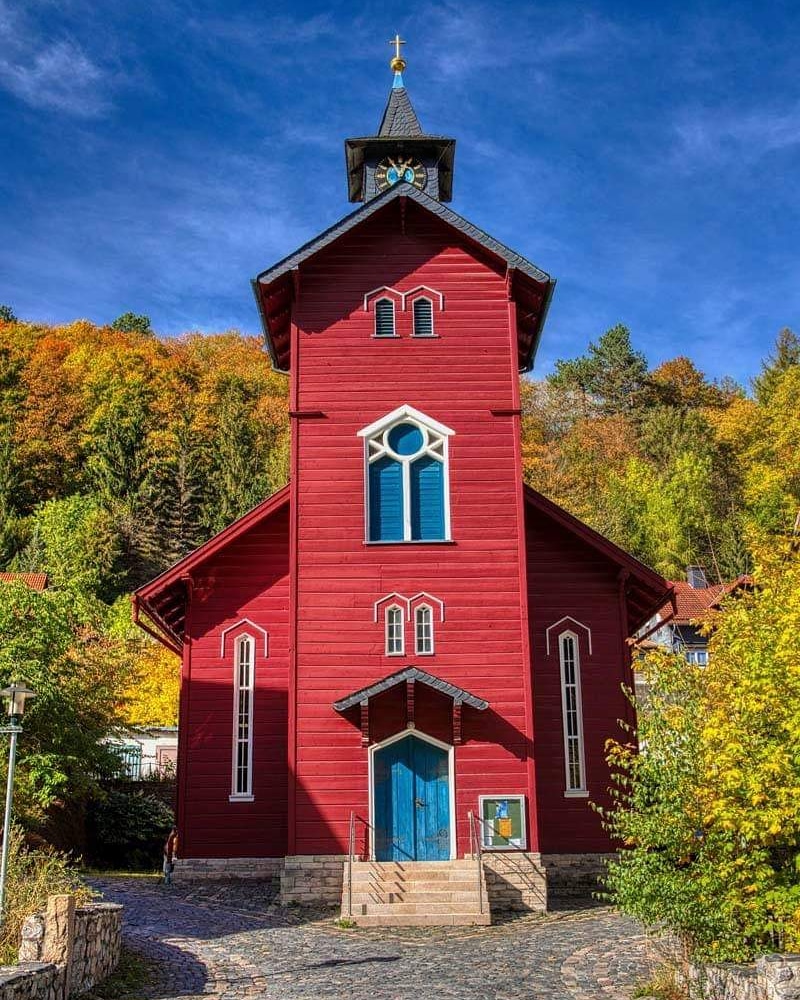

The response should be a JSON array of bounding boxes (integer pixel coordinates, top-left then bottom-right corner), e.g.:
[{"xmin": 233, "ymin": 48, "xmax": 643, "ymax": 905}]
[
  {"xmin": 410, "ymin": 456, "xmax": 445, "ymax": 540},
  {"xmin": 369, "ymin": 456, "xmax": 404, "ymax": 541}
]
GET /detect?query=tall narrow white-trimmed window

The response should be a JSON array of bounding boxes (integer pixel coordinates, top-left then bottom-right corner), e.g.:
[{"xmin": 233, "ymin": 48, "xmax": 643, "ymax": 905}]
[
  {"xmin": 412, "ymin": 297, "xmax": 434, "ymax": 337},
  {"xmin": 374, "ymin": 298, "xmax": 396, "ymax": 337},
  {"xmin": 415, "ymin": 604, "xmax": 434, "ymax": 655},
  {"xmin": 559, "ymin": 631, "xmax": 587, "ymax": 795},
  {"xmin": 385, "ymin": 605, "xmax": 405, "ymax": 656},
  {"xmin": 231, "ymin": 634, "xmax": 255, "ymax": 800}
]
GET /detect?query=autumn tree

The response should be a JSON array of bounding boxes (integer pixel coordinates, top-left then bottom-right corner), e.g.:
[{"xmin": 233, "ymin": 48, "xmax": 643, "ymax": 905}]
[
  {"xmin": 0, "ymin": 582, "xmax": 133, "ymax": 825},
  {"xmin": 0, "ymin": 306, "xmax": 17, "ymax": 323},
  {"xmin": 603, "ymin": 543, "xmax": 800, "ymax": 961}
]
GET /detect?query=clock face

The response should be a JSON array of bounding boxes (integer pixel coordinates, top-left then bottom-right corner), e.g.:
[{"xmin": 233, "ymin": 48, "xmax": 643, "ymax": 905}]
[{"xmin": 375, "ymin": 156, "xmax": 426, "ymax": 192}]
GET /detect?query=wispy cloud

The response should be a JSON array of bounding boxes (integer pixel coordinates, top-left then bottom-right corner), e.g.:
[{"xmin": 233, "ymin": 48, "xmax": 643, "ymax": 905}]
[
  {"xmin": 0, "ymin": 40, "xmax": 111, "ymax": 117},
  {"xmin": 673, "ymin": 103, "xmax": 800, "ymax": 167}
]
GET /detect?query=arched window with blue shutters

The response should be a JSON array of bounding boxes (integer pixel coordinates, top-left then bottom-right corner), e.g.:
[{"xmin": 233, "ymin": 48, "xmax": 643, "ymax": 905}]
[
  {"xmin": 359, "ymin": 407, "xmax": 454, "ymax": 543},
  {"xmin": 368, "ymin": 456, "xmax": 404, "ymax": 541}
]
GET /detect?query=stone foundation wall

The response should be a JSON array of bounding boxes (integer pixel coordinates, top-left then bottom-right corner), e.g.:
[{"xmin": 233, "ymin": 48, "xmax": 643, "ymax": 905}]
[
  {"xmin": 539, "ymin": 853, "xmax": 615, "ymax": 898},
  {"xmin": 280, "ymin": 856, "xmax": 346, "ymax": 906},
  {"xmin": 479, "ymin": 852, "xmax": 547, "ymax": 912},
  {"xmin": 9, "ymin": 895, "xmax": 122, "ymax": 1000},
  {"xmin": 173, "ymin": 857, "xmax": 283, "ymax": 882}
]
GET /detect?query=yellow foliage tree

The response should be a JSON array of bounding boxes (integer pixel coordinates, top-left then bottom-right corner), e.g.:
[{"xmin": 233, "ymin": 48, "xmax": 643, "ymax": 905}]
[{"xmin": 121, "ymin": 642, "xmax": 180, "ymax": 728}]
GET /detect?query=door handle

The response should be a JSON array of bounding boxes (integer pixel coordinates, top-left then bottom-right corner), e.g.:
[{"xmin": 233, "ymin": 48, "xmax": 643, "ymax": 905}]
[{"xmin": 415, "ymin": 798, "xmax": 426, "ymax": 808}]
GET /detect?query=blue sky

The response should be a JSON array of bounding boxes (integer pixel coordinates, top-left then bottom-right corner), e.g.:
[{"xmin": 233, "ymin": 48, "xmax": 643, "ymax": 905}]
[{"xmin": 1, "ymin": 0, "xmax": 798, "ymax": 384}]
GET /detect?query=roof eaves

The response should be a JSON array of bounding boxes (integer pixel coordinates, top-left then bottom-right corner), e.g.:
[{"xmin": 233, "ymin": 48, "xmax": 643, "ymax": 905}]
[{"xmin": 333, "ymin": 665, "xmax": 489, "ymax": 713}]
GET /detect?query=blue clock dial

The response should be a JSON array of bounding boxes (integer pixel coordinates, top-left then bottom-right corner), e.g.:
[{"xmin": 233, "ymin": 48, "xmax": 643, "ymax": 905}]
[{"xmin": 375, "ymin": 156, "xmax": 427, "ymax": 192}]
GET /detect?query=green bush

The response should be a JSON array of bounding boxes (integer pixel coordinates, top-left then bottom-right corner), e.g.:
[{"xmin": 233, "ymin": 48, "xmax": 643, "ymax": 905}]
[
  {"xmin": 88, "ymin": 789, "xmax": 173, "ymax": 870},
  {"xmin": 0, "ymin": 825, "xmax": 91, "ymax": 963}
]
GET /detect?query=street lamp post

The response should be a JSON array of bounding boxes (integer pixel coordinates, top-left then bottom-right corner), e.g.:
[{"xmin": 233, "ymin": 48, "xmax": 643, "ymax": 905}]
[{"xmin": 0, "ymin": 681, "xmax": 36, "ymax": 924}]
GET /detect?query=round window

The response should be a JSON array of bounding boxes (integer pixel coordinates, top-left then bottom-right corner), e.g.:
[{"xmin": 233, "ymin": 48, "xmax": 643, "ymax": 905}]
[{"xmin": 387, "ymin": 422, "xmax": 424, "ymax": 457}]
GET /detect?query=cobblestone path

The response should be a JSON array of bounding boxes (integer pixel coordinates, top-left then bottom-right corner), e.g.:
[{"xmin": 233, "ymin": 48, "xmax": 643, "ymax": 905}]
[{"xmin": 91, "ymin": 877, "xmax": 654, "ymax": 1000}]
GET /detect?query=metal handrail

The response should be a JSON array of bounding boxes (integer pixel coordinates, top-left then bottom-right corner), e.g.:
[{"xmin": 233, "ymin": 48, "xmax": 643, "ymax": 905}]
[
  {"xmin": 467, "ymin": 810, "xmax": 484, "ymax": 914},
  {"xmin": 347, "ymin": 811, "xmax": 355, "ymax": 917}
]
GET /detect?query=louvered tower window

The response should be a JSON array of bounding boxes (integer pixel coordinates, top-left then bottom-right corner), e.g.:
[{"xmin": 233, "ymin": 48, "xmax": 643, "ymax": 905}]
[
  {"xmin": 412, "ymin": 297, "xmax": 434, "ymax": 337},
  {"xmin": 374, "ymin": 298, "xmax": 396, "ymax": 337},
  {"xmin": 231, "ymin": 635, "xmax": 255, "ymax": 799}
]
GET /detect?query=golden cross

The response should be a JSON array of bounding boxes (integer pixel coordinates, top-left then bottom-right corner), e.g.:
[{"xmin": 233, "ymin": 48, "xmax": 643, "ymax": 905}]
[{"xmin": 389, "ymin": 34, "xmax": 406, "ymax": 62}]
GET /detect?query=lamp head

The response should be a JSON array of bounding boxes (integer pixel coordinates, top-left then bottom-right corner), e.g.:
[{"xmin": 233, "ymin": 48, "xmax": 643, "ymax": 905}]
[{"xmin": 0, "ymin": 681, "xmax": 36, "ymax": 720}]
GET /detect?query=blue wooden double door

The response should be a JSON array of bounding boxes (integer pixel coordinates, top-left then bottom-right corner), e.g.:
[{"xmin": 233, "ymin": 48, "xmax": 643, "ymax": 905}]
[{"xmin": 373, "ymin": 734, "xmax": 451, "ymax": 861}]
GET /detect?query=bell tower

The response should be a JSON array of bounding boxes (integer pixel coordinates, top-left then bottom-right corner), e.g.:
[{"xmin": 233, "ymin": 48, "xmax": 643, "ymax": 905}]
[{"xmin": 344, "ymin": 37, "xmax": 456, "ymax": 203}]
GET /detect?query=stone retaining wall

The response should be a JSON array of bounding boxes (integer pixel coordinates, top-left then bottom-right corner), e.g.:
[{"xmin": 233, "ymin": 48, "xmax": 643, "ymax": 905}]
[
  {"xmin": 0, "ymin": 964, "xmax": 60, "ymax": 1000},
  {"xmin": 540, "ymin": 853, "xmax": 615, "ymax": 898},
  {"xmin": 280, "ymin": 856, "xmax": 347, "ymax": 905},
  {"xmin": 9, "ymin": 895, "xmax": 122, "ymax": 1000},
  {"xmin": 479, "ymin": 852, "xmax": 547, "ymax": 912},
  {"xmin": 682, "ymin": 954, "xmax": 800, "ymax": 1000}
]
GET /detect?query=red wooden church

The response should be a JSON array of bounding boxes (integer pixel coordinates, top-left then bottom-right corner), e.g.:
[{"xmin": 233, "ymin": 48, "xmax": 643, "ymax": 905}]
[{"xmin": 134, "ymin": 45, "xmax": 670, "ymax": 921}]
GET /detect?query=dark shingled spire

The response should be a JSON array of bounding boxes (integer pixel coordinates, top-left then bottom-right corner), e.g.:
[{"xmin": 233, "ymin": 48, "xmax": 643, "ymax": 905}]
[{"xmin": 378, "ymin": 83, "xmax": 423, "ymax": 137}]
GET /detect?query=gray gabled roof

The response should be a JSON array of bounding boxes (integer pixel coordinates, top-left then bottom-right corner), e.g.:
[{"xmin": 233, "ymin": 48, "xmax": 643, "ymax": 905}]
[
  {"xmin": 378, "ymin": 86, "xmax": 423, "ymax": 137},
  {"xmin": 333, "ymin": 666, "xmax": 489, "ymax": 713},
  {"xmin": 254, "ymin": 182, "xmax": 552, "ymax": 287}
]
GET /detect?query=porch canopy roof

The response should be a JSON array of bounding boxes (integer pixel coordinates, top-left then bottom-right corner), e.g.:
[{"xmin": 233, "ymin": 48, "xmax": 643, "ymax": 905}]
[{"xmin": 333, "ymin": 666, "xmax": 488, "ymax": 713}]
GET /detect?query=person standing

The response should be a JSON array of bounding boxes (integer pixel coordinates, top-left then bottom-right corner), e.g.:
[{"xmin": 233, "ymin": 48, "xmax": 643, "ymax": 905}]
[{"xmin": 162, "ymin": 826, "xmax": 178, "ymax": 885}]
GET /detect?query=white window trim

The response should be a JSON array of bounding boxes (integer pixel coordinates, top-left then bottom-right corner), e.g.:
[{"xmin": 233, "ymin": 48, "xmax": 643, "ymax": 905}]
[
  {"xmin": 411, "ymin": 296, "xmax": 436, "ymax": 337},
  {"xmin": 402, "ymin": 285, "xmax": 445, "ymax": 310},
  {"xmin": 558, "ymin": 630, "xmax": 587, "ymax": 796},
  {"xmin": 357, "ymin": 405, "xmax": 454, "ymax": 544},
  {"xmin": 230, "ymin": 633, "xmax": 255, "ymax": 802},
  {"xmin": 414, "ymin": 603, "xmax": 435, "ymax": 655},
  {"xmin": 368, "ymin": 729, "xmax": 456, "ymax": 861},
  {"xmin": 409, "ymin": 591, "xmax": 445, "ymax": 622},
  {"xmin": 385, "ymin": 604, "xmax": 405, "ymax": 656},
  {"xmin": 477, "ymin": 794, "xmax": 527, "ymax": 850},
  {"xmin": 373, "ymin": 297, "xmax": 398, "ymax": 338},
  {"xmin": 363, "ymin": 285, "xmax": 403, "ymax": 310}
]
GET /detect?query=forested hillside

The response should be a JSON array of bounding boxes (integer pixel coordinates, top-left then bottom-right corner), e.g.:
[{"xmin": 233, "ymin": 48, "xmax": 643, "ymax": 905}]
[
  {"xmin": 0, "ymin": 307, "xmax": 796, "ymax": 827},
  {"xmin": 1, "ymin": 310, "xmax": 796, "ymax": 594}
]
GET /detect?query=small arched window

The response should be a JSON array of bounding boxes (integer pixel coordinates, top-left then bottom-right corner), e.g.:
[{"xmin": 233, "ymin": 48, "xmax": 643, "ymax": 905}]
[
  {"xmin": 374, "ymin": 298, "xmax": 396, "ymax": 338},
  {"xmin": 412, "ymin": 297, "xmax": 434, "ymax": 337},
  {"xmin": 232, "ymin": 635, "xmax": 255, "ymax": 799},
  {"xmin": 415, "ymin": 605, "xmax": 434, "ymax": 655},
  {"xmin": 559, "ymin": 631, "xmax": 586, "ymax": 795},
  {"xmin": 385, "ymin": 604, "xmax": 405, "ymax": 655}
]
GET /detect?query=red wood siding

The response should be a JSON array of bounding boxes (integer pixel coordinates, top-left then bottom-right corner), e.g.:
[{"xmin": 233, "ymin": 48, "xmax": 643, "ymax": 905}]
[
  {"xmin": 180, "ymin": 505, "xmax": 290, "ymax": 858},
  {"xmin": 291, "ymin": 199, "xmax": 533, "ymax": 857},
  {"xmin": 526, "ymin": 502, "xmax": 629, "ymax": 854}
]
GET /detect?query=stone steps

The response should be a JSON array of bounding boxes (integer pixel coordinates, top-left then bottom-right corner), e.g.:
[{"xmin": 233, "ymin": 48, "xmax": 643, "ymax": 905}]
[
  {"xmin": 351, "ymin": 911, "xmax": 491, "ymax": 927},
  {"xmin": 341, "ymin": 859, "xmax": 490, "ymax": 927}
]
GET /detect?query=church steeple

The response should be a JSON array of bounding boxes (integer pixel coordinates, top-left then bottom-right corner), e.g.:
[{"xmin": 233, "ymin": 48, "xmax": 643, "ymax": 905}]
[{"xmin": 344, "ymin": 40, "xmax": 456, "ymax": 203}]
